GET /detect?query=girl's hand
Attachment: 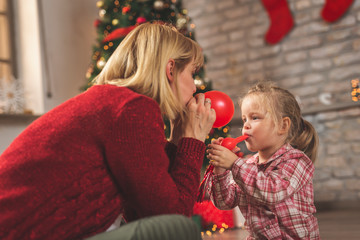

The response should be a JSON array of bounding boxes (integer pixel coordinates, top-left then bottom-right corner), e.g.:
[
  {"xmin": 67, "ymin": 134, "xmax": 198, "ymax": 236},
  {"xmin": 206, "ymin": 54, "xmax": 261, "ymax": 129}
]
[
  {"xmin": 207, "ymin": 143, "xmax": 239, "ymax": 170},
  {"xmin": 209, "ymin": 138, "xmax": 227, "ymax": 174},
  {"xmin": 211, "ymin": 137, "xmax": 241, "ymax": 155},
  {"xmin": 211, "ymin": 137, "xmax": 223, "ymax": 145}
]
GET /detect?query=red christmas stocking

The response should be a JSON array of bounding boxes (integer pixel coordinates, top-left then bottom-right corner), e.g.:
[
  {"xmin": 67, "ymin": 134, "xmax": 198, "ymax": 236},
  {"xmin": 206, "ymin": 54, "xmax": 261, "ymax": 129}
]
[
  {"xmin": 321, "ymin": 0, "xmax": 354, "ymax": 23},
  {"xmin": 261, "ymin": 0, "xmax": 294, "ymax": 45}
]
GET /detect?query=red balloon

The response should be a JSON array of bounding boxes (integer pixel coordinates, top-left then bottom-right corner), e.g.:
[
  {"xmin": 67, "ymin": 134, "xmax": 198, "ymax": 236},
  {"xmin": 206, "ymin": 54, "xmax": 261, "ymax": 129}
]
[{"xmin": 204, "ymin": 91, "xmax": 234, "ymax": 128}]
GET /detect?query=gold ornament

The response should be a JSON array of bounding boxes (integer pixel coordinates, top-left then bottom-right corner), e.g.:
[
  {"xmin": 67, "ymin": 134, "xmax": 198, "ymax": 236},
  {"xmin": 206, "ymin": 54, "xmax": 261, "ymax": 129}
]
[
  {"xmin": 112, "ymin": 19, "xmax": 119, "ymax": 25},
  {"xmin": 86, "ymin": 71, "xmax": 92, "ymax": 79},
  {"xmin": 154, "ymin": 0, "xmax": 165, "ymax": 10},
  {"xmin": 97, "ymin": 58, "xmax": 106, "ymax": 69},
  {"xmin": 176, "ymin": 15, "xmax": 187, "ymax": 29},
  {"xmin": 96, "ymin": 1, "xmax": 104, "ymax": 8},
  {"xmin": 99, "ymin": 9, "xmax": 106, "ymax": 18},
  {"xmin": 194, "ymin": 76, "xmax": 204, "ymax": 87}
]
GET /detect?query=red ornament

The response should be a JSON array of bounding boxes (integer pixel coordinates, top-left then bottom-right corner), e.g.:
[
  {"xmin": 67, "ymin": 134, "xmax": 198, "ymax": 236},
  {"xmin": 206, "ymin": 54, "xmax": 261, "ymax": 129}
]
[
  {"xmin": 102, "ymin": 25, "xmax": 136, "ymax": 43},
  {"xmin": 193, "ymin": 201, "xmax": 234, "ymax": 229},
  {"xmin": 136, "ymin": 16, "xmax": 147, "ymax": 24},
  {"xmin": 122, "ymin": 6, "xmax": 131, "ymax": 14},
  {"xmin": 204, "ymin": 91, "xmax": 234, "ymax": 128},
  {"xmin": 209, "ymin": 128, "xmax": 215, "ymax": 135},
  {"xmin": 94, "ymin": 19, "xmax": 101, "ymax": 28}
]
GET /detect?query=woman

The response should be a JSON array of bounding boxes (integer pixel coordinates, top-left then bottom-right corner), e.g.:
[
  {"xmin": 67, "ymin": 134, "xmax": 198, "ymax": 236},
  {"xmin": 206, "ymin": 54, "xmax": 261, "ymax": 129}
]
[{"xmin": 0, "ymin": 22, "xmax": 215, "ymax": 240}]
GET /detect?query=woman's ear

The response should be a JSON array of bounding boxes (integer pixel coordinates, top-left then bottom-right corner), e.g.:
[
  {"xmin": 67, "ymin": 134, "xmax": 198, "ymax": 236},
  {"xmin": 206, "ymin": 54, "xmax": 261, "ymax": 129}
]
[
  {"xmin": 278, "ymin": 117, "xmax": 291, "ymax": 135},
  {"xmin": 166, "ymin": 59, "xmax": 175, "ymax": 83}
]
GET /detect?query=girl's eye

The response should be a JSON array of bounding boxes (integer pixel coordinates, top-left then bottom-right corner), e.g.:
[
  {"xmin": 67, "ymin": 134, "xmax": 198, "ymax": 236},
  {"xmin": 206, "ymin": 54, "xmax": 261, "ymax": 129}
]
[{"xmin": 252, "ymin": 116, "xmax": 259, "ymax": 120}]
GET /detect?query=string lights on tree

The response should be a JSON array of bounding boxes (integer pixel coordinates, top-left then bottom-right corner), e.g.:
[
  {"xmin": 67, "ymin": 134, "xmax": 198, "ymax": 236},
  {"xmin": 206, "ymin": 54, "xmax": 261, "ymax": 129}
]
[{"xmin": 351, "ymin": 78, "xmax": 360, "ymax": 102}]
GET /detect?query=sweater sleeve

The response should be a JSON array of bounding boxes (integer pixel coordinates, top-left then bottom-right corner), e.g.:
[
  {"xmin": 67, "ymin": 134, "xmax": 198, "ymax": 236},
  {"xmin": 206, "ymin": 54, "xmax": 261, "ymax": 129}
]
[
  {"xmin": 106, "ymin": 96, "xmax": 205, "ymax": 221},
  {"xmin": 165, "ymin": 141, "xmax": 177, "ymax": 172}
]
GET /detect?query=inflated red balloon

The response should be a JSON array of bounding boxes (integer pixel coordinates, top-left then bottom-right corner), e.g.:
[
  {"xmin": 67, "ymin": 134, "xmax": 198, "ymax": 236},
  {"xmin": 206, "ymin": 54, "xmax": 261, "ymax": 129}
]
[{"xmin": 204, "ymin": 91, "xmax": 234, "ymax": 128}]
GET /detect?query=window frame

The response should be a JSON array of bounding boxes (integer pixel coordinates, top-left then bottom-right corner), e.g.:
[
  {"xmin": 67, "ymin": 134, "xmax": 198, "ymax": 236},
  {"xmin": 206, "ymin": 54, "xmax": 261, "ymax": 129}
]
[{"xmin": 0, "ymin": 0, "xmax": 17, "ymax": 78}]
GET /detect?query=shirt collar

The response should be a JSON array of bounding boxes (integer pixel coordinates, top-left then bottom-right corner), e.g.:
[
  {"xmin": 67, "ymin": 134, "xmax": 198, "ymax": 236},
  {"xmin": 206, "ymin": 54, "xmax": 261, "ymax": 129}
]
[{"xmin": 246, "ymin": 143, "xmax": 294, "ymax": 165}]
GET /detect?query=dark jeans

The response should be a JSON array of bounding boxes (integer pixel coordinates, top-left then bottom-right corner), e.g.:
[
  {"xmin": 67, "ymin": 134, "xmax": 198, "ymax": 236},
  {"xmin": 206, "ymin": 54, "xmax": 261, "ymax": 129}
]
[{"xmin": 86, "ymin": 214, "xmax": 202, "ymax": 240}]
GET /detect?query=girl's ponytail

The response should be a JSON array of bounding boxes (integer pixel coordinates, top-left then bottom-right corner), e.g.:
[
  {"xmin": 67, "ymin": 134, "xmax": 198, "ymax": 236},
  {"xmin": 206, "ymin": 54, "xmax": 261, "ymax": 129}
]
[{"xmin": 291, "ymin": 118, "xmax": 318, "ymax": 163}]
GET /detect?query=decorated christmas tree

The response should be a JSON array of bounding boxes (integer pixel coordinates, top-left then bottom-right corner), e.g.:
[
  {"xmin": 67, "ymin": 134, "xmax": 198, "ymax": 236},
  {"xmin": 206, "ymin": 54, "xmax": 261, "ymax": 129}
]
[{"xmin": 85, "ymin": 0, "xmax": 229, "ymax": 166}]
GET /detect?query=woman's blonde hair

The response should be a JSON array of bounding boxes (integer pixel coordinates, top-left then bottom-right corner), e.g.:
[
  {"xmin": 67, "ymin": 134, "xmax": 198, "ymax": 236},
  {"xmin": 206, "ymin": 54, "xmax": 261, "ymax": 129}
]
[
  {"xmin": 240, "ymin": 81, "xmax": 319, "ymax": 163},
  {"xmin": 93, "ymin": 22, "xmax": 204, "ymax": 120}
]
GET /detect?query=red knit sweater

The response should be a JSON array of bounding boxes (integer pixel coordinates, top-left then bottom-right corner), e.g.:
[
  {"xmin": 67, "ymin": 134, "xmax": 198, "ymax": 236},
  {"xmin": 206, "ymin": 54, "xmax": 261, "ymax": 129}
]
[{"xmin": 0, "ymin": 85, "xmax": 205, "ymax": 239}]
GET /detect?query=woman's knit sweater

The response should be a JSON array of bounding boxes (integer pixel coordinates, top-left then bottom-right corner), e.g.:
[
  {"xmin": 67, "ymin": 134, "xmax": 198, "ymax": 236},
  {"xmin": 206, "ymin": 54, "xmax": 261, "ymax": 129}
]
[{"xmin": 0, "ymin": 85, "xmax": 205, "ymax": 239}]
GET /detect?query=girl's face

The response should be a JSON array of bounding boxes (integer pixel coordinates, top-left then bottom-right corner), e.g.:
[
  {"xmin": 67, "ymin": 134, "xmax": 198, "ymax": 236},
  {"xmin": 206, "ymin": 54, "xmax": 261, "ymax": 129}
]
[
  {"xmin": 241, "ymin": 95, "xmax": 285, "ymax": 160},
  {"xmin": 176, "ymin": 60, "xmax": 197, "ymax": 106}
]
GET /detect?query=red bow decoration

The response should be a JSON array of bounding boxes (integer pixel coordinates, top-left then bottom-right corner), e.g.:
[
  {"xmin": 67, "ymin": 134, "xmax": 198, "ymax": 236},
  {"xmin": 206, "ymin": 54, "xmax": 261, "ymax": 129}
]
[{"xmin": 102, "ymin": 25, "xmax": 136, "ymax": 43}]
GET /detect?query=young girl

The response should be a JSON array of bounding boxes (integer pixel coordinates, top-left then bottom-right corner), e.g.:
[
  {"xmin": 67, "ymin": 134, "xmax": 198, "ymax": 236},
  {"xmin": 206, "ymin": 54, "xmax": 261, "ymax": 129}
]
[{"xmin": 207, "ymin": 82, "xmax": 320, "ymax": 239}]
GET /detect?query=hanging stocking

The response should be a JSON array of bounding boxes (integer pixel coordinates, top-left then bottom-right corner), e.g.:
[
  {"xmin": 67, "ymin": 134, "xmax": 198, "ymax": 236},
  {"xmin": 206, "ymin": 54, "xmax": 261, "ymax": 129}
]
[
  {"xmin": 321, "ymin": 0, "xmax": 354, "ymax": 23},
  {"xmin": 260, "ymin": 0, "xmax": 294, "ymax": 45}
]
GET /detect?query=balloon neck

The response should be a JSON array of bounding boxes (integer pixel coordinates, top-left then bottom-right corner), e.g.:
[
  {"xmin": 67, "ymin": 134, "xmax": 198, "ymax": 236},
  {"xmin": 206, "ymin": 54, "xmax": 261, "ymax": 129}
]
[{"xmin": 235, "ymin": 134, "xmax": 249, "ymax": 142}]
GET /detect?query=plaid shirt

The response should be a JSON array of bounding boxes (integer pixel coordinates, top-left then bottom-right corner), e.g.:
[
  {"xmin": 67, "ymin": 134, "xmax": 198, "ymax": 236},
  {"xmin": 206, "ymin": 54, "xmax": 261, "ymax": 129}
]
[{"xmin": 210, "ymin": 143, "xmax": 320, "ymax": 239}]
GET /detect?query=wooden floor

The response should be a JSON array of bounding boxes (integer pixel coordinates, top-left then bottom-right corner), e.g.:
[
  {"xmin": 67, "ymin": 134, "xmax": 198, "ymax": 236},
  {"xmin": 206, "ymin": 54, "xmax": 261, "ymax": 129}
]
[{"xmin": 202, "ymin": 202, "xmax": 360, "ymax": 240}]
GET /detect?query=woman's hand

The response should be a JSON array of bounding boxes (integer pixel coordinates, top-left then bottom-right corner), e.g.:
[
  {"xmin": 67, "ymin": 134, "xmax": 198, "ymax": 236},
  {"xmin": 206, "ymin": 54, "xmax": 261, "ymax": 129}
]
[{"xmin": 181, "ymin": 93, "xmax": 216, "ymax": 142}]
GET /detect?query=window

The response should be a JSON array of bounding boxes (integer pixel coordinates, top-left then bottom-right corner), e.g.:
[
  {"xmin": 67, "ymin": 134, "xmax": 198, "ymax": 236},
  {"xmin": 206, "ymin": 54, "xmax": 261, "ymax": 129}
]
[
  {"xmin": 0, "ymin": 0, "xmax": 20, "ymax": 114},
  {"xmin": 0, "ymin": 0, "xmax": 16, "ymax": 79}
]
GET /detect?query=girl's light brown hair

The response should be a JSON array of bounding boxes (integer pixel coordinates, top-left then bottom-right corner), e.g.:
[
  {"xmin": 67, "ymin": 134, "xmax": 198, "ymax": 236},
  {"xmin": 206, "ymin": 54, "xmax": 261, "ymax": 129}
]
[
  {"xmin": 240, "ymin": 81, "xmax": 319, "ymax": 163},
  {"xmin": 93, "ymin": 22, "xmax": 204, "ymax": 120}
]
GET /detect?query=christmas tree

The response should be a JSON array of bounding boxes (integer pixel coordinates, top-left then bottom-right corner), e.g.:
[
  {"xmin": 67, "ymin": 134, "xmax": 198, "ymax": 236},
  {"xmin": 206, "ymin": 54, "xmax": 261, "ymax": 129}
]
[{"xmin": 85, "ymin": 0, "xmax": 229, "ymax": 166}]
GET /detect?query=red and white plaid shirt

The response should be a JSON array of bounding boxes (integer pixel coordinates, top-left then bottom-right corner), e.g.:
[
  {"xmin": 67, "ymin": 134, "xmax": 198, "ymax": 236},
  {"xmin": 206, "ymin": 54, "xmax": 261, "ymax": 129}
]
[{"xmin": 210, "ymin": 143, "xmax": 320, "ymax": 239}]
